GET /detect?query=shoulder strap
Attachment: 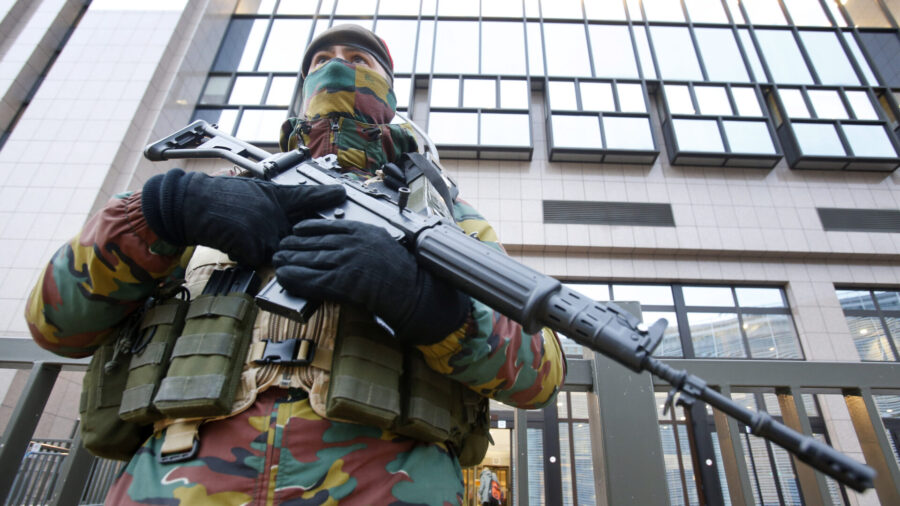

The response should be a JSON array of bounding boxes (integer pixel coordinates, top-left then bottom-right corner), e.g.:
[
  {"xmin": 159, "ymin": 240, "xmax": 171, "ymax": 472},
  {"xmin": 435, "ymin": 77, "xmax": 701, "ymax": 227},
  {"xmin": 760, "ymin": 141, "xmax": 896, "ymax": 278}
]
[{"xmin": 402, "ymin": 152, "xmax": 458, "ymax": 214}]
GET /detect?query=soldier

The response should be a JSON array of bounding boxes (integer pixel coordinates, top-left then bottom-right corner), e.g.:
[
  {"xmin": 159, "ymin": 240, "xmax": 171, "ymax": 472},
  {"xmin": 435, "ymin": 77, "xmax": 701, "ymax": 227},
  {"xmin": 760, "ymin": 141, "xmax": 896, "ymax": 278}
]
[{"xmin": 26, "ymin": 24, "xmax": 565, "ymax": 504}]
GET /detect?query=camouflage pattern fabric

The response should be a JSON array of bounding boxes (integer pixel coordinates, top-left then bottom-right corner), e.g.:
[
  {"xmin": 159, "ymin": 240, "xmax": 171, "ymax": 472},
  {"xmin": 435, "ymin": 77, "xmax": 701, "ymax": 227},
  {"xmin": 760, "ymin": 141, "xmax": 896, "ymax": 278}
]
[{"xmin": 25, "ymin": 60, "xmax": 565, "ymax": 502}]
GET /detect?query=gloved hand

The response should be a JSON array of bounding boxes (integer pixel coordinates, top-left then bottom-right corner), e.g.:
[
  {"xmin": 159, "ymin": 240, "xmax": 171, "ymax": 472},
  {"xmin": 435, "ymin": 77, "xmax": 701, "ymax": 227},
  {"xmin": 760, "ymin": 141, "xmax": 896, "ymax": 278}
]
[
  {"xmin": 272, "ymin": 219, "xmax": 470, "ymax": 345},
  {"xmin": 141, "ymin": 169, "xmax": 346, "ymax": 267}
]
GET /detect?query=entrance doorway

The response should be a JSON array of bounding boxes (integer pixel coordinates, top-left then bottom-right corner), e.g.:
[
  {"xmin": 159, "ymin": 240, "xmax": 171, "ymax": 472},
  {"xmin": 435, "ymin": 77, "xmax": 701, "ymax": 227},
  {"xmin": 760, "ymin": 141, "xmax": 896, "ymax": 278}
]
[{"xmin": 462, "ymin": 428, "xmax": 511, "ymax": 505}]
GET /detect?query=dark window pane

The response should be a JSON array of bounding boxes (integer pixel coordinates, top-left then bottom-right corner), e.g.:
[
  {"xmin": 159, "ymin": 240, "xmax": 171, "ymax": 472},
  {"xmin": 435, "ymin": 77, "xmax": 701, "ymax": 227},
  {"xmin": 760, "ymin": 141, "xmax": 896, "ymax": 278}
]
[
  {"xmin": 200, "ymin": 76, "xmax": 231, "ymax": 105},
  {"xmin": 689, "ymin": 313, "xmax": 746, "ymax": 358},
  {"xmin": 744, "ymin": 314, "xmax": 803, "ymax": 359},
  {"xmin": 212, "ymin": 19, "xmax": 267, "ymax": 72},
  {"xmin": 858, "ymin": 32, "xmax": 900, "ymax": 87},
  {"xmin": 837, "ymin": 289, "xmax": 876, "ymax": 310},
  {"xmin": 846, "ymin": 316, "xmax": 896, "ymax": 361}
]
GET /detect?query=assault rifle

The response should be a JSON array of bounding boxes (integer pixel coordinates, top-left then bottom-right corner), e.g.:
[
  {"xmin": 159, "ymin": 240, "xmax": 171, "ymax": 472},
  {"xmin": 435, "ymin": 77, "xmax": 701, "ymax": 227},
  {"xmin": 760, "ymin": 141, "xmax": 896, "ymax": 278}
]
[{"xmin": 144, "ymin": 119, "xmax": 876, "ymax": 492}]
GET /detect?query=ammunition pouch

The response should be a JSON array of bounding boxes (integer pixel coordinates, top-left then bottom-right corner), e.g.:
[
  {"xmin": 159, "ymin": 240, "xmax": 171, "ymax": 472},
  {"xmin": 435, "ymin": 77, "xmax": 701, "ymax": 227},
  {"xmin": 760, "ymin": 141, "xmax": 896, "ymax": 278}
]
[
  {"xmin": 79, "ymin": 332, "xmax": 152, "ymax": 461},
  {"xmin": 153, "ymin": 292, "xmax": 258, "ymax": 418},
  {"xmin": 119, "ymin": 297, "xmax": 189, "ymax": 423}
]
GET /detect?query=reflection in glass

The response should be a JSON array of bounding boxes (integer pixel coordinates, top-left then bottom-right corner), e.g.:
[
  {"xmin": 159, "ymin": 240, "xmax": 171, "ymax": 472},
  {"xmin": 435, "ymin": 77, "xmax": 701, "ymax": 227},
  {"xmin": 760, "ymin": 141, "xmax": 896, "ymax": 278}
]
[
  {"xmin": 696, "ymin": 86, "xmax": 732, "ymax": 116},
  {"xmin": 649, "ymin": 26, "xmax": 703, "ymax": 81},
  {"xmin": 783, "ymin": 0, "xmax": 831, "ymax": 26},
  {"xmin": 482, "ymin": 22, "xmax": 527, "ymax": 75},
  {"xmin": 842, "ymin": 0, "xmax": 893, "ymax": 28},
  {"xmin": 694, "ymin": 28, "xmax": 750, "ymax": 82},
  {"xmin": 875, "ymin": 291, "xmax": 900, "ymax": 310},
  {"xmin": 229, "ymin": 76, "xmax": 267, "ymax": 105},
  {"xmin": 603, "ymin": 116, "xmax": 654, "ymax": 150},
  {"xmin": 527, "ymin": 429, "xmax": 545, "ymax": 506},
  {"xmin": 434, "ymin": 21, "xmax": 478, "ymax": 74},
  {"xmin": 376, "ymin": 20, "xmax": 417, "ymax": 74},
  {"xmin": 794, "ymin": 122, "xmax": 845, "ymax": 156},
  {"xmin": 430, "ymin": 78, "xmax": 459, "ymax": 108},
  {"xmin": 588, "ymin": 25, "xmax": 640, "ymax": 79},
  {"xmin": 755, "ymin": 30, "xmax": 814, "ymax": 84},
  {"xmin": 544, "ymin": 23, "xmax": 593, "ymax": 76},
  {"xmin": 838, "ymin": 290, "xmax": 877, "ymax": 310},
  {"xmin": 685, "ymin": 0, "xmax": 729, "ymax": 23},
  {"xmin": 800, "ymin": 31, "xmax": 860, "ymax": 85},
  {"xmin": 213, "ymin": 19, "xmax": 268, "ymax": 72},
  {"xmin": 845, "ymin": 316, "xmax": 895, "ymax": 360},
  {"xmin": 632, "ymin": 26, "xmax": 657, "ymax": 79},
  {"xmin": 732, "ymin": 87, "xmax": 763, "ymax": 116},
  {"xmin": 873, "ymin": 395, "xmax": 900, "ymax": 468},
  {"xmin": 684, "ymin": 286, "xmax": 734, "ymax": 306},
  {"xmin": 885, "ymin": 317, "xmax": 900, "ymax": 357},
  {"xmin": 642, "ymin": 0, "xmax": 685, "ymax": 22},
  {"xmin": 689, "ymin": 313, "xmax": 745, "ymax": 358},
  {"xmin": 617, "ymin": 83, "xmax": 646, "ymax": 112},
  {"xmin": 724, "ymin": 121, "xmax": 776, "ymax": 154},
  {"xmin": 580, "ymin": 82, "xmax": 615, "ymax": 112},
  {"xmin": 744, "ymin": 314, "xmax": 802, "ymax": 358},
  {"xmin": 549, "ymin": 81, "xmax": 578, "ymax": 111},
  {"xmin": 481, "ymin": 113, "xmax": 531, "ymax": 147},
  {"xmin": 585, "ymin": 0, "xmax": 627, "ymax": 20},
  {"xmin": 236, "ymin": 109, "xmax": 287, "ymax": 142},
  {"xmin": 843, "ymin": 124, "xmax": 898, "ymax": 157},
  {"xmin": 551, "ymin": 115, "xmax": 602, "ymax": 148},
  {"xmin": 463, "ymin": 79, "xmax": 496, "ymax": 109},
  {"xmin": 258, "ymin": 19, "xmax": 312, "ymax": 71},
  {"xmin": 265, "ymin": 77, "xmax": 295, "ymax": 105},
  {"xmin": 659, "ymin": 426, "xmax": 688, "ymax": 504},
  {"xmin": 673, "ymin": 119, "xmax": 724, "ymax": 152},
  {"xmin": 738, "ymin": 29, "xmax": 766, "ymax": 82},
  {"xmin": 482, "ymin": 0, "xmax": 523, "ymax": 17},
  {"xmin": 643, "ymin": 311, "xmax": 683, "ymax": 357},
  {"xmin": 779, "ymin": 88, "xmax": 811, "ymax": 118},
  {"xmin": 200, "ymin": 76, "xmax": 230, "ymax": 104},
  {"xmin": 500, "ymin": 80, "xmax": 529, "ymax": 109},
  {"xmin": 559, "ymin": 423, "xmax": 574, "ymax": 503},
  {"xmin": 428, "ymin": 112, "xmax": 478, "ymax": 145},
  {"xmin": 665, "ymin": 85, "xmax": 695, "ymax": 115},
  {"xmin": 573, "ymin": 423, "xmax": 597, "ymax": 504},
  {"xmin": 845, "ymin": 90, "xmax": 879, "ymax": 120},
  {"xmin": 842, "ymin": 32, "xmax": 878, "ymax": 86},
  {"xmin": 743, "ymin": 0, "xmax": 788, "ymax": 25},
  {"xmin": 808, "ymin": 89, "xmax": 848, "ymax": 119}
]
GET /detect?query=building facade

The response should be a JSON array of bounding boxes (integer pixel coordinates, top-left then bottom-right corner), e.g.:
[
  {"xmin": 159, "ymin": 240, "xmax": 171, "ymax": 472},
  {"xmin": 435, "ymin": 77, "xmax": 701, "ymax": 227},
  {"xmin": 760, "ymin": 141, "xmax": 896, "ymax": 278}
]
[{"xmin": 1, "ymin": 0, "xmax": 900, "ymax": 504}]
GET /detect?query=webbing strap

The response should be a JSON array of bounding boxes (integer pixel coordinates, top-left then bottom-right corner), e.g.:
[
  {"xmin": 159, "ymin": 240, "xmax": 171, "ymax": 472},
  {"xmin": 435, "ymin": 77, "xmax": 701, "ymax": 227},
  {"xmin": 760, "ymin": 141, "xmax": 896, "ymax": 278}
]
[
  {"xmin": 186, "ymin": 295, "xmax": 248, "ymax": 320},
  {"xmin": 141, "ymin": 303, "xmax": 182, "ymax": 329},
  {"xmin": 160, "ymin": 420, "xmax": 201, "ymax": 455},
  {"xmin": 171, "ymin": 333, "xmax": 236, "ymax": 358},
  {"xmin": 341, "ymin": 335, "xmax": 402, "ymax": 364},
  {"xmin": 330, "ymin": 375, "xmax": 400, "ymax": 413},
  {"xmin": 407, "ymin": 397, "xmax": 451, "ymax": 432},
  {"xmin": 155, "ymin": 374, "xmax": 226, "ymax": 402},
  {"xmin": 129, "ymin": 342, "xmax": 168, "ymax": 369},
  {"xmin": 119, "ymin": 384, "xmax": 155, "ymax": 414},
  {"xmin": 404, "ymin": 152, "xmax": 457, "ymax": 211}
]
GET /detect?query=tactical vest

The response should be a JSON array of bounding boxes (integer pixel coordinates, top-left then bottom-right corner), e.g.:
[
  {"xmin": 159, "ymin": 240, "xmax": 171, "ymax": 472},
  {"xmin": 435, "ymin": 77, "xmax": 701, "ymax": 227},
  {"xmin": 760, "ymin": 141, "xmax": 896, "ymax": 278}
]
[{"xmin": 81, "ymin": 248, "xmax": 489, "ymax": 466}]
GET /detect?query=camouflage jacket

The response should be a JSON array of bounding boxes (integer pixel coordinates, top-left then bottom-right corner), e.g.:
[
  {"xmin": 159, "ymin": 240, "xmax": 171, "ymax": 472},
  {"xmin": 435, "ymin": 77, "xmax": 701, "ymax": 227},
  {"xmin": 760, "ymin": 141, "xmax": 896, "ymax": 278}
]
[{"xmin": 26, "ymin": 179, "xmax": 565, "ymax": 505}]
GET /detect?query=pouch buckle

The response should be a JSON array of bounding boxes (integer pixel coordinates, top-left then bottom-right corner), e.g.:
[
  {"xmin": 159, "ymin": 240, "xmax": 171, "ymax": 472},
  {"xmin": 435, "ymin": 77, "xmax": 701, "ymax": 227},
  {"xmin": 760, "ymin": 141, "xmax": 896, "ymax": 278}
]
[
  {"xmin": 253, "ymin": 338, "xmax": 315, "ymax": 366},
  {"xmin": 158, "ymin": 436, "xmax": 199, "ymax": 464}
]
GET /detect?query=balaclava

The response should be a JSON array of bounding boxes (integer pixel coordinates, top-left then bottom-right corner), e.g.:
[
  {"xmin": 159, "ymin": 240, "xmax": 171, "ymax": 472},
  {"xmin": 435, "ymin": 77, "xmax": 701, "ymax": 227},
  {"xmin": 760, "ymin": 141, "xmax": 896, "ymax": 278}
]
[{"xmin": 280, "ymin": 25, "xmax": 417, "ymax": 179}]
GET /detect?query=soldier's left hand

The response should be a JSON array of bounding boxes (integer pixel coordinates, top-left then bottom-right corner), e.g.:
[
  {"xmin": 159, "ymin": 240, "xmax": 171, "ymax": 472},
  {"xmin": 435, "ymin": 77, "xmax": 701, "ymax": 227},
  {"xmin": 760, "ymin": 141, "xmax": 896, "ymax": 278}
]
[{"xmin": 273, "ymin": 219, "xmax": 470, "ymax": 345}]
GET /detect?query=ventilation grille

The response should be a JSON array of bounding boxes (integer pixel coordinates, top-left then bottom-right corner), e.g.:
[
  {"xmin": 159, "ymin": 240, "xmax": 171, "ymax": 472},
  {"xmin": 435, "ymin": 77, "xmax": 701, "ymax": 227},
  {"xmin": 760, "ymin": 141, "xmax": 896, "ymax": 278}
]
[
  {"xmin": 818, "ymin": 208, "xmax": 900, "ymax": 233},
  {"xmin": 543, "ymin": 200, "xmax": 675, "ymax": 227}
]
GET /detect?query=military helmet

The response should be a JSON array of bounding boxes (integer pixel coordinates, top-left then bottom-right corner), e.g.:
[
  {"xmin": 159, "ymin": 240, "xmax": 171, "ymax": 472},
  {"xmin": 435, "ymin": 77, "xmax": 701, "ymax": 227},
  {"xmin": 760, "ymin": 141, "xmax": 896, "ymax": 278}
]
[{"xmin": 301, "ymin": 24, "xmax": 394, "ymax": 80}]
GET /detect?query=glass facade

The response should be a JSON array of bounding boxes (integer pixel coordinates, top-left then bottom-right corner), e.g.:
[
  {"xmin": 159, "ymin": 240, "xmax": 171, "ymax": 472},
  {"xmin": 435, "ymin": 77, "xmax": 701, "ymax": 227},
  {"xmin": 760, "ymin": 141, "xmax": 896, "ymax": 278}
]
[
  {"xmin": 837, "ymin": 288, "xmax": 900, "ymax": 361},
  {"xmin": 198, "ymin": 0, "xmax": 900, "ymax": 169}
]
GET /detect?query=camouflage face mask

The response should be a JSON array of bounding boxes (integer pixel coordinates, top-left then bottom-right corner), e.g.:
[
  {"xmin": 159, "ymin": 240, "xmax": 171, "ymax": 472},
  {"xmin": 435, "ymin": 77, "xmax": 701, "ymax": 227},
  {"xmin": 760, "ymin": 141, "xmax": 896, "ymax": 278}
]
[{"xmin": 301, "ymin": 58, "xmax": 397, "ymax": 124}]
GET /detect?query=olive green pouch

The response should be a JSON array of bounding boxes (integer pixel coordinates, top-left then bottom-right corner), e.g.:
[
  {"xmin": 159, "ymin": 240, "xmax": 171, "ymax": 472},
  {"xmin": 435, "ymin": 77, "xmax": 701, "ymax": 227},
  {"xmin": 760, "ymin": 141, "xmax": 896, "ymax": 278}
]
[
  {"xmin": 79, "ymin": 339, "xmax": 151, "ymax": 461},
  {"xmin": 451, "ymin": 388, "xmax": 491, "ymax": 467},
  {"xmin": 153, "ymin": 293, "xmax": 257, "ymax": 418},
  {"xmin": 326, "ymin": 310, "xmax": 403, "ymax": 428},
  {"xmin": 118, "ymin": 297, "xmax": 189, "ymax": 424},
  {"xmin": 395, "ymin": 354, "xmax": 452, "ymax": 442}
]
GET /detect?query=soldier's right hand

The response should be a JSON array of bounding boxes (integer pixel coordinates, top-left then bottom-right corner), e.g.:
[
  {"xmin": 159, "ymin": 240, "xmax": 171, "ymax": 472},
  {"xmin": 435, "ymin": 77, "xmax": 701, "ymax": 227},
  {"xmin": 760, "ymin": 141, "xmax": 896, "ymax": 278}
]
[{"xmin": 141, "ymin": 169, "xmax": 346, "ymax": 267}]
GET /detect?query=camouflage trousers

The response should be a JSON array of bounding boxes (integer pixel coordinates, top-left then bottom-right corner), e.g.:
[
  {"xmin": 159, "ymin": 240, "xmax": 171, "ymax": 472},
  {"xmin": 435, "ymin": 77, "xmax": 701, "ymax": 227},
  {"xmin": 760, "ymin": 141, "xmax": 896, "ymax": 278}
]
[{"xmin": 106, "ymin": 388, "xmax": 464, "ymax": 505}]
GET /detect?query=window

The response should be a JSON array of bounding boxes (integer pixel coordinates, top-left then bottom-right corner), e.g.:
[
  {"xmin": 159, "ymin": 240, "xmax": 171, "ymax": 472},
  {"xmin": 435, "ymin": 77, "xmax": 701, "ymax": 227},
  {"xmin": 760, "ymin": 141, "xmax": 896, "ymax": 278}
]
[
  {"xmin": 649, "ymin": 26, "xmax": 703, "ymax": 81},
  {"xmin": 755, "ymin": 29, "xmax": 814, "ymax": 84},
  {"xmin": 694, "ymin": 28, "xmax": 750, "ymax": 83},
  {"xmin": 557, "ymin": 392, "xmax": 597, "ymax": 505},
  {"xmin": 837, "ymin": 289, "xmax": 900, "ymax": 361}
]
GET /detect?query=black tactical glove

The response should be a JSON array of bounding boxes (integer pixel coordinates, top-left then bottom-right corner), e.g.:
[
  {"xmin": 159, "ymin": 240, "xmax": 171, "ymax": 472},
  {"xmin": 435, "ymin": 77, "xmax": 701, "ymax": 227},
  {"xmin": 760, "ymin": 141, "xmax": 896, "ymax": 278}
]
[
  {"xmin": 142, "ymin": 169, "xmax": 346, "ymax": 267},
  {"xmin": 272, "ymin": 219, "xmax": 470, "ymax": 345}
]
